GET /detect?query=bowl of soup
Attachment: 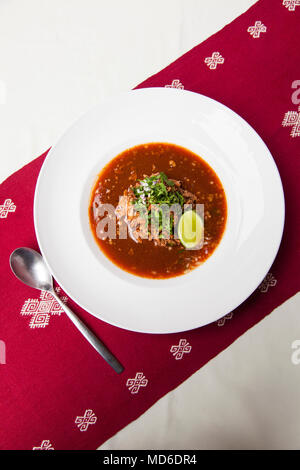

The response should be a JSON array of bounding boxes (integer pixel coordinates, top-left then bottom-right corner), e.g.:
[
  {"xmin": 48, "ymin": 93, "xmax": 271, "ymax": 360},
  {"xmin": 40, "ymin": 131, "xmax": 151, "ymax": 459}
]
[
  {"xmin": 89, "ymin": 142, "xmax": 227, "ymax": 279},
  {"xmin": 34, "ymin": 88, "xmax": 284, "ymax": 333}
]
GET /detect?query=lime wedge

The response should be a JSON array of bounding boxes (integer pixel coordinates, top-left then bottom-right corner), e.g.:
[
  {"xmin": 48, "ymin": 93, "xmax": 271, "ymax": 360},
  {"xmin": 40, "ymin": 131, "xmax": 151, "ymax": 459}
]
[{"xmin": 178, "ymin": 210, "xmax": 203, "ymax": 249}]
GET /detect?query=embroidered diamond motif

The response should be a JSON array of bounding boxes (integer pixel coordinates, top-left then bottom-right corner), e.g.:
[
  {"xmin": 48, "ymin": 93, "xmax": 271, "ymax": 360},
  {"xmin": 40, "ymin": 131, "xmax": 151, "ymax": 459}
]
[
  {"xmin": 282, "ymin": 105, "xmax": 300, "ymax": 137},
  {"xmin": 204, "ymin": 52, "xmax": 224, "ymax": 70},
  {"xmin": 170, "ymin": 339, "xmax": 192, "ymax": 360},
  {"xmin": 282, "ymin": 0, "xmax": 300, "ymax": 11},
  {"xmin": 165, "ymin": 79, "xmax": 184, "ymax": 89},
  {"xmin": 217, "ymin": 312, "xmax": 234, "ymax": 327},
  {"xmin": 0, "ymin": 199, "xmax": 16, "ymax": 218},
  {"xmin": 258, "ymin": 273, "xmax": 277, "ymax": 293},
  {"xmin": 247, "ymin": 21, "xmax": 267, "ymax": 38},
  {"xmin": 20, "ymin": 287, "xmax": 68, "ymax": 328},
  {"xmin": 75, "ymin": 409, "xmax": 97, "ymax": 431},
  {"xmin": 32, "ymin": 440, "xmax": 54, "ymax": 450},
  {"xmin": 126, "ymin": 372, "xmax": 148, "ymax": 394}
]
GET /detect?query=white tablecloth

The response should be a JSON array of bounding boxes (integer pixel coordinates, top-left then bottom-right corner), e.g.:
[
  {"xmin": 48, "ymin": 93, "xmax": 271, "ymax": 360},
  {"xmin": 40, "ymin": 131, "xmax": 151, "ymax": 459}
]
[{"xmin": 1, "ymin": 0, "xmax": 299, "ymax": 450}]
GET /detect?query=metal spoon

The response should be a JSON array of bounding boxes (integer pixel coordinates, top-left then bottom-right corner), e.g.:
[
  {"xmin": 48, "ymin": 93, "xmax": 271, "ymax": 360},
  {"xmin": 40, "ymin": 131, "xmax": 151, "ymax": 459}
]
[{"xmin": 10, "ymin": 247, "xmax": 124, "ymax": 374}]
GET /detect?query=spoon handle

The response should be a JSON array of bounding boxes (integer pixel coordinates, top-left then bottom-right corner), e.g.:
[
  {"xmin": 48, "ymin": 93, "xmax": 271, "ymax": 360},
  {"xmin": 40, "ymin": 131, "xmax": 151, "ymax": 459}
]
[{"xmin": 51, "ymin": 290, "xmax": 124, "ymax": 374}]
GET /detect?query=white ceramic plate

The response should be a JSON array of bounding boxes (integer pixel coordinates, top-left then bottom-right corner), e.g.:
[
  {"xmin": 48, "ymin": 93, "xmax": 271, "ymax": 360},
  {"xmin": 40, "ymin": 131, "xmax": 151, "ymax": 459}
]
[{"xmin": 34, "ymin": 88, "xmax": 284, "ymax": 333}]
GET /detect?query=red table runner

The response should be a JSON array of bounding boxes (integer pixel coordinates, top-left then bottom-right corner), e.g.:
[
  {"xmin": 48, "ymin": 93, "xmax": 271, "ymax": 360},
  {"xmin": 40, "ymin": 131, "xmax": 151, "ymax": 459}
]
[{"xmin": 0, "ymin": 0, "xmax": 299, "ymax": 450}]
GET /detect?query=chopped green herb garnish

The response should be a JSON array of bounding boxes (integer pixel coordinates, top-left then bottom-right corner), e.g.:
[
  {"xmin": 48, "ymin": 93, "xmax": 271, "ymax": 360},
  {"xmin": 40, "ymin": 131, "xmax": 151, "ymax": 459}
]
[
  {"xmin": 133, "ymin": 172, "xmax": 184, "ymax": 208},
  {"xmin": 130, "ymin": 172, "xmax": 184, "ymax": 240}
]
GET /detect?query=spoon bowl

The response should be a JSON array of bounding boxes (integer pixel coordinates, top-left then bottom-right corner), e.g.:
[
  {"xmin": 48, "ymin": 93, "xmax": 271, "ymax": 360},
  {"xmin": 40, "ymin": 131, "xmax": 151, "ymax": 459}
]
[{"xmin": 10, "ymin": 247, "xmax": 53, "ymax": 291}]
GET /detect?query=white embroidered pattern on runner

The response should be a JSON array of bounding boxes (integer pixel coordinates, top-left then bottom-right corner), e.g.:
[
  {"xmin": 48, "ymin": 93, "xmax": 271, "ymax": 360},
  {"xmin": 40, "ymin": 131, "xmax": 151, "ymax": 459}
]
[
  {"xmin": 20, "ymin": 287, "xmax": 68, "ymax": 328},
  {"xmin": 282, "ymin": 105, "xmax": 300, "ymax": 137},
  {"xmin": 126, "ymin": 372, "xmax": 148, "ymax": 394},
  {"xmin": 75, "ymin": 409, "xmax": 97, "ymax": 432},
  {"xmin": 282, "ymin": 0, "xmax": 300, "ymax": 11},
  {"xmin": 217, "ymin": 312, "xmax": 234, "ymax": 327},
  {"xmin": 0, "ymin": 199, "xmax": 16, "ymax": 218},
  {"xmin": 204, "ymin": 52, "xmax": 224, "ymax": 70},
  {"xmin": 32, "ymin": 440, "xmax": 54, "ymax": 450},
  {"xmin": 165, "ymin": 79, "xmax": 184, "ymax": 89},
  {"xmin": 258, "ymin": 272, "xmax": 277, "ymax": 293},
  {"xmin": 247, "ymin": 21, "xmax": 267, "ymax": 38},
  {"xmin": 170, "ymin": 339, "xmax": 192, "ymax": 360}
]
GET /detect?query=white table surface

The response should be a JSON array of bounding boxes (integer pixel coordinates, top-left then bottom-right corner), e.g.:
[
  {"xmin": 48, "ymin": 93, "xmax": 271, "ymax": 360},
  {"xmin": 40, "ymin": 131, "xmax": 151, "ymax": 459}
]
[{"xmin": 1, "ymin": 0, "xmax": 299, "ymax": 450}]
